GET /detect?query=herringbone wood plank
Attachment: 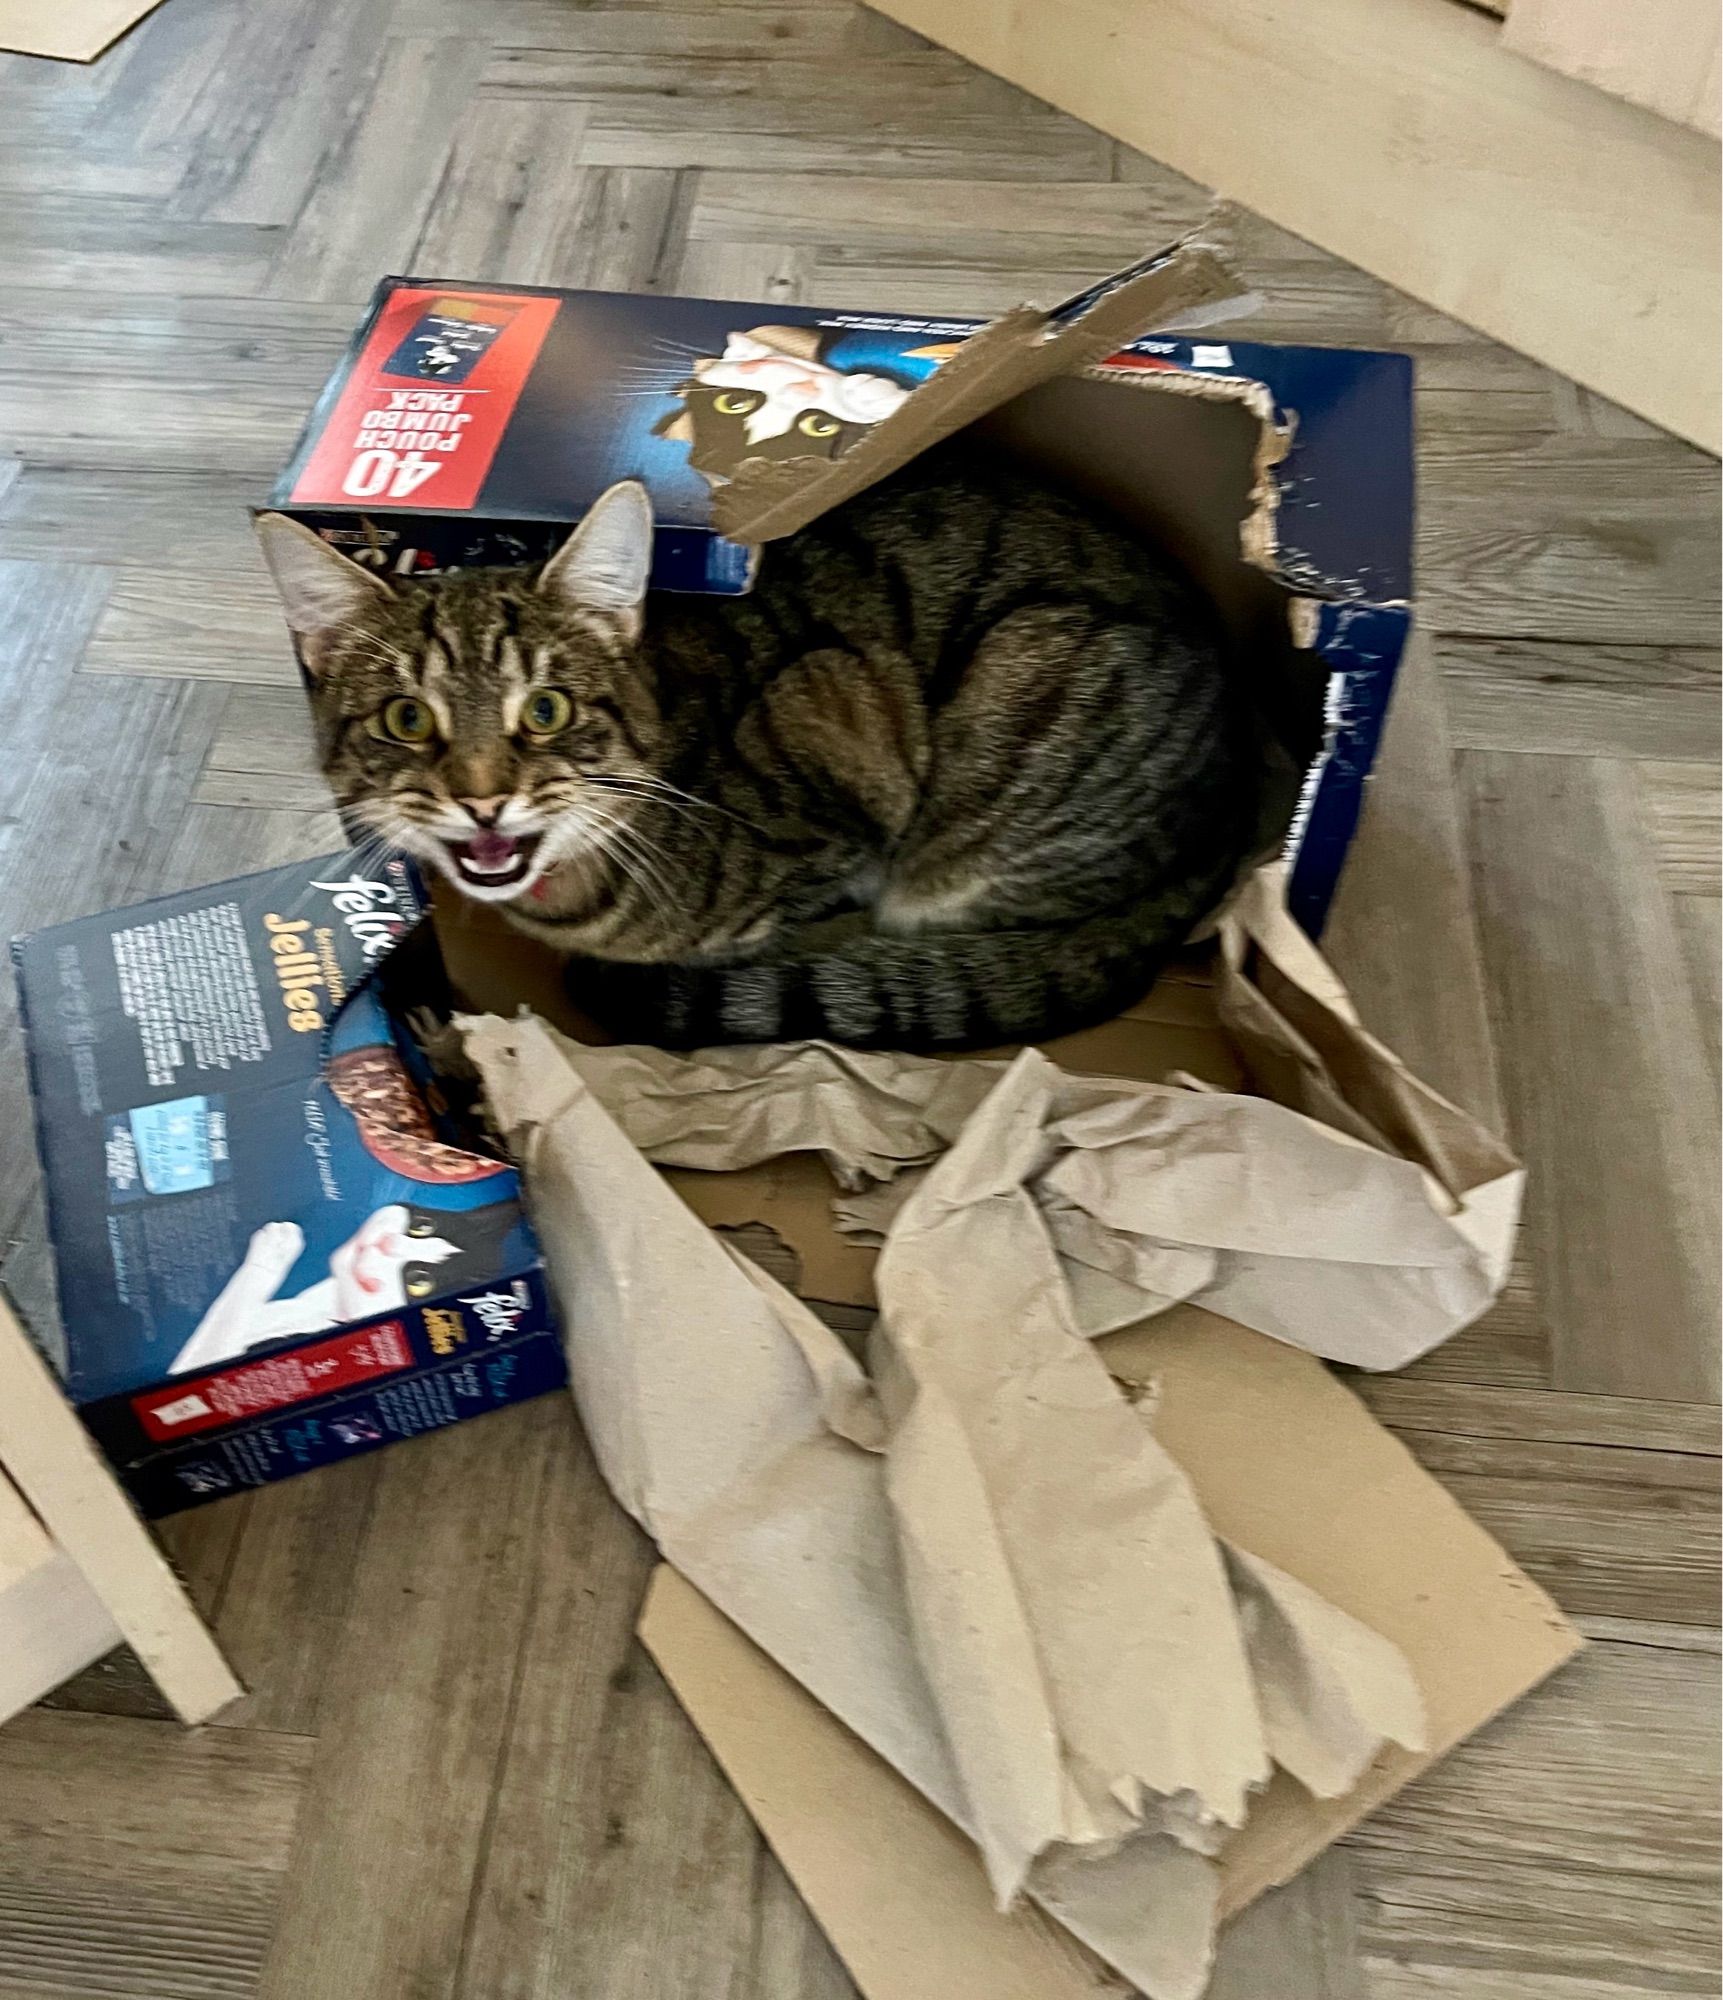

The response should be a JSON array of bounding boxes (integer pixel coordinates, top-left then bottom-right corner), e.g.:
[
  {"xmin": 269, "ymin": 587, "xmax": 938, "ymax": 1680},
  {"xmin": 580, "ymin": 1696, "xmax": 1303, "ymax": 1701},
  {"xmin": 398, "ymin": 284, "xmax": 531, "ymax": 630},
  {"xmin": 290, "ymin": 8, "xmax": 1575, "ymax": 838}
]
[{"xmin": 0, "ymin": 1, "xmax": 1715, "ymax": 1994}]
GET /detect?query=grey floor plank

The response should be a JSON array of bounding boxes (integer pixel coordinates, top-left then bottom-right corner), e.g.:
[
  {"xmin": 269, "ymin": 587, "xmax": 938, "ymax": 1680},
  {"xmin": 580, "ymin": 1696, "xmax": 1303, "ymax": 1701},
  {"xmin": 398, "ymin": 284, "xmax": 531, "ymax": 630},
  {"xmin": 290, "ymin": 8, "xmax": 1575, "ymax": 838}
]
[
  {"xmin": 82, "ymin": 568, "xmax": 300, "ymax": 685},
  {"xmin": 265, "ymin": 34, "xmax": 491, "ymax": 303},
  {"xmin": 194, "ymin": 0, "xmax": 399, "ymax": 229},
  {"xmin": 1463, "ymin": 751, "xmax": 1719, "ymax": 1402},
  {"xmin": 0, "ymin": 562, "xmax": 228, "ymax": 1251},
  {"xmin": 1439, "ymin": 636, "xmax": 1721, "ymax": 762},
  {"xmin": 0, "ymin": 466, "xmax": 265, "ymax": 572},
  {"xmin": 1348, "ymin": 1641, "xmax": 1719, "ymax": 1992},
  {"xmin": 1419, "ymin": 434, "xmax": 1720, "ymax": 646},
  {"xmin": 253, "ymin": 1404, "xmax": 558, "ymax": 2000},
  {"xmin": 453, "ymin": 1415, "xmax": 774, "ymax": 2000},
  {"xmin": 0, "ymin": 1708, "xmax": 311, "ymax": 2000},
  {"xmin": 687, "ymin": 167, "xmax": 1205, "ymax": 255}
]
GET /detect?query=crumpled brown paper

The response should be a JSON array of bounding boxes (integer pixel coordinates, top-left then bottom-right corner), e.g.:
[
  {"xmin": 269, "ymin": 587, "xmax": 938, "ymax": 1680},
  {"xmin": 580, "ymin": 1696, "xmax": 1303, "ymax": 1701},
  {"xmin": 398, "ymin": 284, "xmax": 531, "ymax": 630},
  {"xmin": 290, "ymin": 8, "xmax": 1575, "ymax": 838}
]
[
  {"xmin": 465, "ymin": 1084, "xmax": 1439, "ymax": 1986},
  {"xmin": 456, "ymin": 874, "xmax": 1522, "ymax": 1999},
  {"xmin": 542, "ymin": 1032, "xmax": 1513, "ymax": 1371}
]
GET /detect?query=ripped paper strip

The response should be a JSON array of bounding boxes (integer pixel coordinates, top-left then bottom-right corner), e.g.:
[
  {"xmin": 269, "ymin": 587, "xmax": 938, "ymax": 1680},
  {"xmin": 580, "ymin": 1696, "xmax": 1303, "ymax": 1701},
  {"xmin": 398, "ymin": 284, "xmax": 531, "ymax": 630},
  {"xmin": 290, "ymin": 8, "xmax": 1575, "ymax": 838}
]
[{"xmin": 545, "ymin": 1032, "xmax": 1513, "ymax": 1371}]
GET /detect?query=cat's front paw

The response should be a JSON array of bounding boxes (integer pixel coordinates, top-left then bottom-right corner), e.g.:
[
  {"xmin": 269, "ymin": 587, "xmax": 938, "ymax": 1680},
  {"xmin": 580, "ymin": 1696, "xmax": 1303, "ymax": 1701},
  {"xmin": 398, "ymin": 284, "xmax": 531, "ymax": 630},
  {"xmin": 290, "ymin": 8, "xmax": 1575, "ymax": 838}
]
[{"xmin": 244, "ymin": 1220, "xmax": 304, "ymax": 1282}]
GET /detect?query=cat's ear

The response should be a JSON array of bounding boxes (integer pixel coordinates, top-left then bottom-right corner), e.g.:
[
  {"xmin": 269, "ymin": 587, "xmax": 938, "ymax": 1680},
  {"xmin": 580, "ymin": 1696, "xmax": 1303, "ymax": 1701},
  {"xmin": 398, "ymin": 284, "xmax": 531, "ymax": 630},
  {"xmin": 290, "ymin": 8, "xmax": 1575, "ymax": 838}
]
[
  {"xmin": 538, "ymin": 481, "xmax": 653, "ymax": 642},
  {"xmin": 255, "ymin": 513, "xmax": 392, "ymax": 676}
]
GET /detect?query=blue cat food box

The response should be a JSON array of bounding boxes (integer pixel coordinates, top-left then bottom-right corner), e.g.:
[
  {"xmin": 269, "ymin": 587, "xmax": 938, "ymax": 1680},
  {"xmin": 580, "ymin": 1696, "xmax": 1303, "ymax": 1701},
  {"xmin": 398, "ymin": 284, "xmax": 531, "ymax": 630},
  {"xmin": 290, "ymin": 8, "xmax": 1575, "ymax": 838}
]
[
  {"xmin": 14, "ymin": 852, "xmax": 566, "ymax": 1516},
  {"xmin": 267, "ymin": 252, "xmax": 1415, "ymax": 934}
]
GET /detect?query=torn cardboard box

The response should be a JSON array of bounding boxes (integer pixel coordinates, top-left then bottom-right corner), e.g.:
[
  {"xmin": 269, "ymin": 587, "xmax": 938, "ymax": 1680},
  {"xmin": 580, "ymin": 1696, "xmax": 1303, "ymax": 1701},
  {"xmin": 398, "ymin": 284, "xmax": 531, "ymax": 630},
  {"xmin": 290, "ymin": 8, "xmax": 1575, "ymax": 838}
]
[
  {"xmin": 458, "ymin": 873, "xmax": 1576, "ymax": 2000},
  {"xmin": 269, "ymin": 236, "xmax": 1412, "ymax": 935}
]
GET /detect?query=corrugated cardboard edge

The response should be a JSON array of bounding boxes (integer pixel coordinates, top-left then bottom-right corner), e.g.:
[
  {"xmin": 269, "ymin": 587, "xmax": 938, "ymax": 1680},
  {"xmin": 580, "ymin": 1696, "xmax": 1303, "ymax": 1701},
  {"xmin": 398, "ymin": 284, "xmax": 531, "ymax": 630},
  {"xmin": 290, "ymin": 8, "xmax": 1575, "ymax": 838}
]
[
  {"xmin": 640, "ymin": 1568, "xmax": 1132, "ymax": 2000},
  {"xmin": 639, "ymin": 1309, "xmax": 1581, "ymax": 1995},
  {"xmin": 711, "ymin": 240, "xmax": 1247, "ymax": 545},
  {"xmin": 1074, "ymin": 359, "xmax": 1294, "ymax": 578},
  {"xmin": 0, "ymin": 0, "xmax": 164, "ymax": 60}
]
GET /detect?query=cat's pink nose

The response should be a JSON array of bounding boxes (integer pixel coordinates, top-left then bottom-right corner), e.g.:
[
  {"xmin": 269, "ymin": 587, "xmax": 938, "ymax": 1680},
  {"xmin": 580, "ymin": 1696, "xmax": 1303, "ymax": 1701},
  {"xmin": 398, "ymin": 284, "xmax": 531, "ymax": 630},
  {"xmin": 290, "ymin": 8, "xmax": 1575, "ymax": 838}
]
[{"xmin": 461, "ymin": 797, "xmax": 509, "ymax": 828}]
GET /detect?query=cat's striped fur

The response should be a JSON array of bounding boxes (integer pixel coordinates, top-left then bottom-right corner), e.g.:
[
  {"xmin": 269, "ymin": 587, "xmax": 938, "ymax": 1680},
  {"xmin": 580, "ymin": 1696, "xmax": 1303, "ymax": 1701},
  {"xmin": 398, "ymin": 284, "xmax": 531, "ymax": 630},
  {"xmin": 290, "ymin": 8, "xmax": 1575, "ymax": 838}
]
[{"xmin": 257, "ymin": 444, "xmax": 1258, "ymax": 1049}]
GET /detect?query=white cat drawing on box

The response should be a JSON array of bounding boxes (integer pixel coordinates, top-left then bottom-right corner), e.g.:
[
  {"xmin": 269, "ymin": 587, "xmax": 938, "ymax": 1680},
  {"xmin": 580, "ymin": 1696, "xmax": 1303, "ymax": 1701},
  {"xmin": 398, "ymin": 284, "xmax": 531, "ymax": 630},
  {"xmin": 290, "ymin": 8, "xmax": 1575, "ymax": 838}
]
[
  {"xmin": 694, "ymin": 331, "xmax": 910, "ymax": 442},
  {"xmin": 168, "ymin": 1204, "xmax": 462, "ymax": 1377}
]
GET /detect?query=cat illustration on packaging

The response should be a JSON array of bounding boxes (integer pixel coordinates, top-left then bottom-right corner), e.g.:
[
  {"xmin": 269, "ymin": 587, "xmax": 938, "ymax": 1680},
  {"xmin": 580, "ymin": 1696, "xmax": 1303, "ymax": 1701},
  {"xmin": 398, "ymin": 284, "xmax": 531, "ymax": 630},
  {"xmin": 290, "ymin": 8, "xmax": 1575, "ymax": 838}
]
[
  {"xmin": 167, "ymin": 1200, "xmax": 519, "ymax": 1376},
  {"xmin": 168, "ymin": 1029, "xmax": 519, "ymax": 1377},
  {"xmin": 652, "ymin": 324, "xmax": 958, "ymax": 478}
]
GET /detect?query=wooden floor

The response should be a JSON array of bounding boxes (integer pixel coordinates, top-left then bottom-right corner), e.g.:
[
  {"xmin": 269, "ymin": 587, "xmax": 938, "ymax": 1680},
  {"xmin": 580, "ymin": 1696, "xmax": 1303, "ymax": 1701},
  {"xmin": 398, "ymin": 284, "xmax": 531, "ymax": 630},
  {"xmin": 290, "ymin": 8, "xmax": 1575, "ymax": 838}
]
[{"xmin": 0, "ymin": 2, "xmax": 1717, "ymax": 1995}]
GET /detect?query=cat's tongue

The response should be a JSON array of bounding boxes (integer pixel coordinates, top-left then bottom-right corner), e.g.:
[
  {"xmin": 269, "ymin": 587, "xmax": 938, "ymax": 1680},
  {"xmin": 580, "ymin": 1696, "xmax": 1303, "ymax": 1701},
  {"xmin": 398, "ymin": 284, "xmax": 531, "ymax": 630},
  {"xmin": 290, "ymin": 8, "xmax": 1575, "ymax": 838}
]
[{"xmin": 449, "ymin": 830, "xmax": 538, "ymax": 887}]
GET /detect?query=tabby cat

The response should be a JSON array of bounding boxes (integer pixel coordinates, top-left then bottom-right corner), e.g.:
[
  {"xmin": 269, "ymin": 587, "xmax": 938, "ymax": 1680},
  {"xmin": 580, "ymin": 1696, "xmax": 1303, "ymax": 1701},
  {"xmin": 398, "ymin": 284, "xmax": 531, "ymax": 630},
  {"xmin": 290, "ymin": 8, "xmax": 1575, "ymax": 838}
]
[{"xmin": 256, "ymin": 445, "xmax": 1259, "ymax": 1049}]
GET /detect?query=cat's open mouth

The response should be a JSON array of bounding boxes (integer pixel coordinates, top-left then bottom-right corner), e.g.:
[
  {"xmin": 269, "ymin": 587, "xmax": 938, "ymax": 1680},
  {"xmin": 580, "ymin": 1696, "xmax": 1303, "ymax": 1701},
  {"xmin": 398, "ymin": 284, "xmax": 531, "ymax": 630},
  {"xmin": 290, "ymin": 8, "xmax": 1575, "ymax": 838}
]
[{"xmin": 445, "ymin": 831, "xmax": 543, "ymax": 891}]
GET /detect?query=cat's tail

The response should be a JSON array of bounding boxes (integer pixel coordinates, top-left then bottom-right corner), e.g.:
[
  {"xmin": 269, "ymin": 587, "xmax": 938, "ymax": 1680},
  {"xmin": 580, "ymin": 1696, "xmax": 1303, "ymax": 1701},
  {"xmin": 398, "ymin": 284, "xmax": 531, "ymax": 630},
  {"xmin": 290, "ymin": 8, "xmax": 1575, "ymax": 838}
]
[{"xmin": 563, "ymin": 873, "xmax": 1232, "ymax": 1052}]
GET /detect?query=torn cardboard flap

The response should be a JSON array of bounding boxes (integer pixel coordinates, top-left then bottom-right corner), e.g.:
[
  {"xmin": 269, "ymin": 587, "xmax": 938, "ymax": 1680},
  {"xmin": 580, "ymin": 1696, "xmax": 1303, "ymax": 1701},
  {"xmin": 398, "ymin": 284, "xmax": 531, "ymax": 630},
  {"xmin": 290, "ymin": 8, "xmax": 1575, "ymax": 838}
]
[{"xmin": 712, "ymin": 238, "xmax": 1250, "ymax": 544}]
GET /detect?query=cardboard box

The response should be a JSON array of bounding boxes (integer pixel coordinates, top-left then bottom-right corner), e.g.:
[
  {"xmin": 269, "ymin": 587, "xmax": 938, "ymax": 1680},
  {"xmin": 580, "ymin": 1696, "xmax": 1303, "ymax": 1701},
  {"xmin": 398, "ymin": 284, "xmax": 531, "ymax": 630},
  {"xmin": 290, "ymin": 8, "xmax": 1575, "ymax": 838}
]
[
  {"xmin": 14, "ymin": 852, "xmax": 565, "ymax": 1516},
  {"xmin": 267, "ymin": 248, "xmax": 1413, "ymax": 934}
]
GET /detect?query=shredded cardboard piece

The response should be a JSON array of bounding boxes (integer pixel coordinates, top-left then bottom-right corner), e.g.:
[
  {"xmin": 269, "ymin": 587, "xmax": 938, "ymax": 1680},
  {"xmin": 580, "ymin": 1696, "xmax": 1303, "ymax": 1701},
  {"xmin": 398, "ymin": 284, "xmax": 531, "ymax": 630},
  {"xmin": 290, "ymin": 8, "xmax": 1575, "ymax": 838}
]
[
  {"xmin": 712, "ymin": 238, "xmax": 1250, "ymax": 545},
  {"xmin": 870, "ymin": 1051, "xmax": 1273, "ymax": 1898},
  {"xmin": 1221, "ymin": 1544, "xmax": 1427, "ymax": 1800}
]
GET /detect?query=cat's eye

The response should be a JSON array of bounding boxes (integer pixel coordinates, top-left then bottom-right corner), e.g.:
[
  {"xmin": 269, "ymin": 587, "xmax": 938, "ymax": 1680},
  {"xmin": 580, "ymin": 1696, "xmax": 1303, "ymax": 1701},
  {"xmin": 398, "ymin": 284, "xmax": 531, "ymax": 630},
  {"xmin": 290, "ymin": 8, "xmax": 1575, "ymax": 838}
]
[
  {"xmin": 712, "ymin": 389, "xmax": 764, "ymax": 416},
  {"xmin": 520, "ymin": 687, "xmax": 575, "ymax": 738},
  {"xmin": 374, "ymin": 696, "xmax": 436, "ymax": 745},
  {"xmin": 407, "ymin": 1219, "xmax": 435, "ymax": 1238},
  {"xmin": 797, "ymin": 411, "xmax": 842, "ymax": 438},
  {"xmin": 406, "ymin": 1276, "xmax": 435, "ymax": 1299}
]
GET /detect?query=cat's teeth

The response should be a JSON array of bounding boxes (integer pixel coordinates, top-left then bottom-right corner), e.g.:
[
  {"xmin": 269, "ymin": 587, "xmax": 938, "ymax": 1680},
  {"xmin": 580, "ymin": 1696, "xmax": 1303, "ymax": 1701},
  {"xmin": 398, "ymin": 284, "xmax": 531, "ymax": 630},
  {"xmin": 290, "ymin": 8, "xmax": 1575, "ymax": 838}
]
[{"xmin": 446, "ymin": 831, "xmax": 542, "ymax": 891}]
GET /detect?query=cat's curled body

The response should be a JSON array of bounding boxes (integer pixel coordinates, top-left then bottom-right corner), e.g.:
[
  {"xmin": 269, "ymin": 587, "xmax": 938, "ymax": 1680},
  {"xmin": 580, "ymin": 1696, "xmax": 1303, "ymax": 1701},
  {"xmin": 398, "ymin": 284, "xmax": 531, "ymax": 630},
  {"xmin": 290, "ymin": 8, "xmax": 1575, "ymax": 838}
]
[{"xmin": 258, "ymin": 445, "xmax": 1259, "ymax": 1049}]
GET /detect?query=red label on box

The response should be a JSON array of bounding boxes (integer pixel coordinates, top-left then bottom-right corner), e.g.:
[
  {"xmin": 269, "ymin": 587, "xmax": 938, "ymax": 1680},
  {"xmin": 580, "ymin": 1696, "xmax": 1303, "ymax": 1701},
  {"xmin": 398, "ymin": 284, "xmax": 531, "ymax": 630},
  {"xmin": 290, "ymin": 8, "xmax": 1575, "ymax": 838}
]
[
  {"xmin": 132, "ymin": 1321, "xmax": 415, "ymax": 1442},
  {"xmin": 289, "ymin": 287, "xmax": 561, "ymax": 511}
]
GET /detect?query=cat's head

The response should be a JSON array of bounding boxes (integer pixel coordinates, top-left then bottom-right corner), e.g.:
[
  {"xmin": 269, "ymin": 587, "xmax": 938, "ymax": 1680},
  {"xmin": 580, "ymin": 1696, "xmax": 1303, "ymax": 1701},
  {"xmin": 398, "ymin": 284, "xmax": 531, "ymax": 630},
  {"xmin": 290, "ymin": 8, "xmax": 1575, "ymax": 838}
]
[
  {"xmin": 654, "ymin": 328, "xmax": 910, "ymax": 480},
  {"xmin": 255, "ymin": 484, "xmax": 662, "ymax": 904},
  {"xmin": 327, "ymin": 1201, "xmax": 460, "ymax": 1315}
]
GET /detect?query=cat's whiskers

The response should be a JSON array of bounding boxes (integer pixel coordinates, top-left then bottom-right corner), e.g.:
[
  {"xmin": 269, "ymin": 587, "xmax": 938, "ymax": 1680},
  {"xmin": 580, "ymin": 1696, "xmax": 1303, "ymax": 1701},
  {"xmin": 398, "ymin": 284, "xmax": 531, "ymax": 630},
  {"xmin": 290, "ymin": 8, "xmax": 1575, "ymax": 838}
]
[
  {"xmin": 549, "ymin": 800, "xmax": 685, "ymax": 930},
  {"xmin": 640, "ymin": 337, "xmax": 713, "ymax": 360},
  {"xmin": 582, "ymin": 780, "xmax": 725, "ymax": 848},
  {"xmin": 594, "ymin": 771, "xmax": 764, "ymax": 835}
]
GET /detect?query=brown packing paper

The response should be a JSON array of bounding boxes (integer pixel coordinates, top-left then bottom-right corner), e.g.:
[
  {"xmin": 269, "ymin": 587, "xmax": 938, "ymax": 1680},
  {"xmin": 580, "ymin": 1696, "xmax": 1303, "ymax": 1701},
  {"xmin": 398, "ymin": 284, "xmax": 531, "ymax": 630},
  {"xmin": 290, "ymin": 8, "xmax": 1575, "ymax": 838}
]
[
  {"xmin": 454, "ymin": 860, "xmax": 1578, "ymax": 2000},
  {"xmin": 513, "ymin": 876, "xmax": 1523, "ymax": 1373},
  {"xmin": 466, "ymin": 1007, "xmax": 1432, "ymax": 1999},
  {"xmin": 637, "ymin": 1306, "xmax": 1581, "ymax": 1977}
]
